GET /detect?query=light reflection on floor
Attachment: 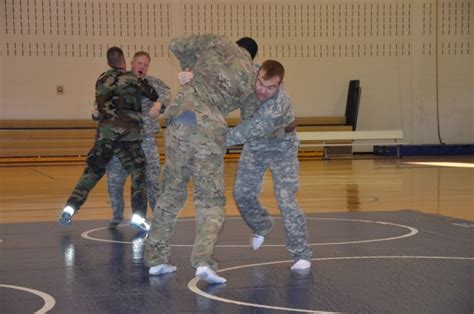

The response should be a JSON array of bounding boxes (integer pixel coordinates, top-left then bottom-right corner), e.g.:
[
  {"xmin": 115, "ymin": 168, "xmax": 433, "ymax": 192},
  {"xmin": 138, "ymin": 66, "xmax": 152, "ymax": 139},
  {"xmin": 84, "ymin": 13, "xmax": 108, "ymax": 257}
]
[{"xmin": 403, "ymin": 161, "xmax": 474, "ymax": 168}]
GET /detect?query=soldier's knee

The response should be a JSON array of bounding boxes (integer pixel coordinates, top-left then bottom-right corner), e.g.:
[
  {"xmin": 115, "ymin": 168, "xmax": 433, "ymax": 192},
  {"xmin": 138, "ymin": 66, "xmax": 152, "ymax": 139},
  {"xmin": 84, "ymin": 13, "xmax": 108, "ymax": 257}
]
[{"xmin": 233, "ymin": 188, "xmax": 255, "ymax": 204}]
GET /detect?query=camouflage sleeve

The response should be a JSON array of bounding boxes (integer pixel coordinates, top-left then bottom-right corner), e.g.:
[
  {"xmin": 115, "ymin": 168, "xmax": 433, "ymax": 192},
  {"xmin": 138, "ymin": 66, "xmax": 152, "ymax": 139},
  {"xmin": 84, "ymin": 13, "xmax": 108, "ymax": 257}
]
[
  {"xmin": 226, "ymin": 88, "xmax": 295, "ymax": 146},
  {"xmin": 138, "ymin": 77, "xmax": 159, "ymax": 102},
  {"xmin": 91, "ymin": 101, "xmax": 100, "ymax": 121},
  {"xmin": 239, "ymin": 93, "xmax": 260, "ymax": 121},
  {"xmin": 95, "ymin": 72, "xmax": 114, "ymax": 112},
  {"xmin": 148, "ymin": 77, "xmax": 171, "ymax": 107},
  {"xmin": 223, "ymin": 75, "xmax": 258, "ymax": 116},
  {"xmin": 169, "ymin": 34, "xmax": 214, "ymax": 70}
]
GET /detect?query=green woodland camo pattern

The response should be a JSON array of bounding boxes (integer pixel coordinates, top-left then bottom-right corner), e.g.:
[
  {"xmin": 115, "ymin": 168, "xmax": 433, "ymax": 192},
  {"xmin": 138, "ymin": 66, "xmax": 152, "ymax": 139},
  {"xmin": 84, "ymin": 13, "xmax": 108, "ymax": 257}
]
[
  {"xmin": 145, "ymin": 34, "xmax": 255, "ymax": 270},
  {"xmin": 226, "ymin": 87, "xmax": 313, "ymax": 261},
  {"xmin": 95, "ymin": 68, "xmax": 158, "ymax": 141},
  {"xmin": 65, "ymin": 68, "xmax": 157, "ymax": 215},
  {"xmin": 107, "ymin": 76, "xmax": 171, "ymax": 222}
]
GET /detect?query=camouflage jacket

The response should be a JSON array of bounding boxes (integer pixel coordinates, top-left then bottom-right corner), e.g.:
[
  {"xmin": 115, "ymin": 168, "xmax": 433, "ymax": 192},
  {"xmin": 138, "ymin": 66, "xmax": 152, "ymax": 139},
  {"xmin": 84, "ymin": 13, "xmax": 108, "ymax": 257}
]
[
  {"xmin": 226, "ymin": 86, "xmax": 297, "ymax": 150},
  {"xmin": 166, "ymin": 34, "xmax": 255, "ymax": 139},
  {"xmin": 95, "ymin": 68, "xmax": 158, "ymax": 141},
  {"xmin": 142, "ymin": 76, "xmax": 170, "ymax": 137}
]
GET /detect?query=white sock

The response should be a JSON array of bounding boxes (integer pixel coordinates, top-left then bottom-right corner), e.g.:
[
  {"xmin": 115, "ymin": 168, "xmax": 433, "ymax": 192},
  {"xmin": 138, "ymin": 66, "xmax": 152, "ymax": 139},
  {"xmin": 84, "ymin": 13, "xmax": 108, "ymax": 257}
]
[
  {"xmin": 131, "ymin": 214, "xmax": 150, "ymax": 231},
  {"xmin": 131, "ymin": 213, "xmax": 145, "ymax": 224},
  {"xmin": 290, "ymin": 259, "xmax": 311, "ymax": 270},
  {"xmin": 63, "ymin": 205, "xmax": 75, "ymax": 215},
  {"xmin": 196, "ymin": 266, "xmax": 226, "ymax": 284},
  {"xmin": 148, "ymin": 264, "xmax": 177, "ymax": 276},
  {"xmin": 251, "ymin": 235, "xmax": 265, "ymax": 250}
]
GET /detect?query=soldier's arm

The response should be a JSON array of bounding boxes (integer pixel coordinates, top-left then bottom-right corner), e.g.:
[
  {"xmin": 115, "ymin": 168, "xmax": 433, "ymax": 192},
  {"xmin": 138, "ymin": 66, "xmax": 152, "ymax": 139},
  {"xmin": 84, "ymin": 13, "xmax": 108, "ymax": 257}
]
[
  {"xmin": 239, "ymin": 94, "xmax": 260, "ymax": 121},
  {"xmin": 284, "ymin": 119, "xmax": 298, "ymax": 133},
  {"xmin": 147, "ymin": 78, "xmax": 171, "ymax": 117},
  {"xmin": 222, "ymin": 94, "xmax": 246, "ymax": 117},
  {"xmin": 95, "ymin": 74, "xmax": 114, "ymax": 112},
  {"xmin": 226, "ymin": 108, "xmax": 283, "ymax": 146},
  {"xmin": 91, "ymin": 101, "xmax": 100, "ymax": 121},
  {"xmin": 137, "ymin": 77, "xmax": 159, "ymax": 102},
  {"xmin": 226, "ymin": 97, "xmax": 294, "ymax": 147},
  {"xmin": 223, "ymin": 75, "xmax": 258, "ymax": 117},
  {"xmin": 149, "ymin": 78, "xmax": 171, "ymax": 108}
]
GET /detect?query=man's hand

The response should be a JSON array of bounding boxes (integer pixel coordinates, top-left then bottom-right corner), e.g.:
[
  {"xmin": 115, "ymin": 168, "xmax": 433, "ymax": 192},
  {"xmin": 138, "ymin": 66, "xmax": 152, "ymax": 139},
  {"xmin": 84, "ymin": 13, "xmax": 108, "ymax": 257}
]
[
  {"xmin": 91, "ymin": 107, "xmax": 100, "ymax": 121},
  {"xmin": 284, "ymin": 119, "xmax": 298, "ymax": 133},
  {"xmin": 148, "ymin": 101, "xmax": 163, "ymax": 118},
  {"xmin": 91, "ymin": 107, "xmax": 99, "ymax": 118},
  {"xmin": 178, "ymin": 68, "xmax": 194, "ymax": 85}
]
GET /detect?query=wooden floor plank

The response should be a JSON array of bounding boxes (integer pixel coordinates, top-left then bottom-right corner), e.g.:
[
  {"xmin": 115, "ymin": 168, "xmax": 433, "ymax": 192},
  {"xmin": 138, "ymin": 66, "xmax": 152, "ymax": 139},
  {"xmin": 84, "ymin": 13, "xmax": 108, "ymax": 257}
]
[{"xmin": 0, "ymin": 157, "xmax": 472, "ymax": 223}]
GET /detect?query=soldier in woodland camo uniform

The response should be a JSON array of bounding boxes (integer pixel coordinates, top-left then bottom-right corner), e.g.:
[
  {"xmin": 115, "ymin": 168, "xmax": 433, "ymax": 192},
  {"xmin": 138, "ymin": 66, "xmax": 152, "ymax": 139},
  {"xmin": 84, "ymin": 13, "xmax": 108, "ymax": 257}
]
[
  {"xmin": 144, "ymin": 35, "xmax": 258, "ymax": 284},
  {"xmin": 106, "ymin": 51, "xmax": 170, "ymax": 229},
  {"xmin": 226, "ymin": 60, "xmax": 313, "ymax": 271},
  {"xmin": 58, "ymin": 47, "xmax": 158, "ymax": 230}
]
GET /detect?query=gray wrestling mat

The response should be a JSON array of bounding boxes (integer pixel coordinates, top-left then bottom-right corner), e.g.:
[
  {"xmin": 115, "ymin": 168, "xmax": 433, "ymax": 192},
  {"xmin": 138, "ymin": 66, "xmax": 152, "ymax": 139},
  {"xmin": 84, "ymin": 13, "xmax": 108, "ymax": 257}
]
[{"xmin": 1, "ymin": 210, "xmax": 473, "ymax": 313}]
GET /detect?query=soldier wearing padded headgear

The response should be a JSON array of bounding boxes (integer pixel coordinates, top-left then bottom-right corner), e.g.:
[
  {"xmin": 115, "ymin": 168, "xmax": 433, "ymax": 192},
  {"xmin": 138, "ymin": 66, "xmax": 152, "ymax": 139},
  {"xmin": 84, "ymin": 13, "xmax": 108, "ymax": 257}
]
[
  {"xmin": 58, "ymin": 46, "xmax": 159, "ymax": 231},
  {"xmin": 227, "ymin": 59, "xmax": 313, "ymax": 271},
  {"xmin": 144, "ymin": 34, "xmax": 257, "ymax": 284}
]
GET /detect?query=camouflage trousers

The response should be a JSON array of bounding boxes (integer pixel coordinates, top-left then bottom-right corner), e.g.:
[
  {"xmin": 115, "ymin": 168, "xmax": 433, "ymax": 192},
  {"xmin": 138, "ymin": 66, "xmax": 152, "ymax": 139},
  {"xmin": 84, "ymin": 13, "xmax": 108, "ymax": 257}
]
[
  {"xmin": 144, "ymin": 122, "xmax": 226, "ymax": 270},
  {"xmin": 106, "ymin": 136, "xmax": 160, "ymax": 222},
  {"xmin": 66, "ymin": 139, "xmax": 147, "ymax": 216},
  {"xmin": 233, "ymin": 141, "xmax": 312, "ymax": 261}
]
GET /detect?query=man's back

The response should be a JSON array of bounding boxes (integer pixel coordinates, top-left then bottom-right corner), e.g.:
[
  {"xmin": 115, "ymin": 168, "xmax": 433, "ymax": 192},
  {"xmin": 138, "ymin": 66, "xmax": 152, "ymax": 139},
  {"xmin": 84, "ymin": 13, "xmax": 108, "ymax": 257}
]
[
  {"xmin": 167, "ymin": 34, "xmax": 255, "ymax": 135},
  {"xmin": 96, "ymin": 68, "xmax": 143, "ymax": 141}
]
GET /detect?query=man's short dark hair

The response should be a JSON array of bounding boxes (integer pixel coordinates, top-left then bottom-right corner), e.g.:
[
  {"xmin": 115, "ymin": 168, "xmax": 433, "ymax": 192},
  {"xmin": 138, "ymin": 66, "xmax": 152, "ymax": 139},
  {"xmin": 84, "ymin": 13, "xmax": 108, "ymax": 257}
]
[
  {"xmin": 236, "ymin": 37, "xmax": 258, "ymax": 60},
  {"xmin": 259, "ymin": 59, "xmax": 285, "ymax": 82},
  {"xmin": 107, "ymin": 46, "xmax": 125, "ymax": 68}
]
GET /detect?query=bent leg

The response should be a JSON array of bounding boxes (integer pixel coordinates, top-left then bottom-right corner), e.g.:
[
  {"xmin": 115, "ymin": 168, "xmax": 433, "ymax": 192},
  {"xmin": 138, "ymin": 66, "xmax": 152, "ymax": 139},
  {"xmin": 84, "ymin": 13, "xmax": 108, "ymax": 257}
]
[
  {"xmin": 106, "ymin": 155, "xmax": 128, "ymax": 223},
  {"xmin": 142, "ymin": 136, "xmax": 161, "ymax": 211},
  {"xmin": 66, "ymin": 140, "xmax": 113, "ymax": 211},
  {"xmin": 115, "ymin": 141, "xmax": 148, "ymax": 217},
  {"xmin": 233, "ymin": 147, "xmax": 274, "ymax": 236},
  {"xmin": 271, "ymin": 149, "xmax": 312, "ymax": 261},
  {"xmin": 190, "ymin": 138, "xmax": 226, "ymax": 270},
  {"xmin": 144, "ymin": 125, "xmax": 192, "ymax": 267}
]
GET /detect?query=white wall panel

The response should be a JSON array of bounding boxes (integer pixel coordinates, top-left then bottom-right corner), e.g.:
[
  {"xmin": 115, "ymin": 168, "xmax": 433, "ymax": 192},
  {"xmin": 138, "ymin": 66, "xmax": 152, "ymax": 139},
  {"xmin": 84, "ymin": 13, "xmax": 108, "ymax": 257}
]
[{"xmin": 0, "ymin": 0, "xmax": 472, "ymax": 144}]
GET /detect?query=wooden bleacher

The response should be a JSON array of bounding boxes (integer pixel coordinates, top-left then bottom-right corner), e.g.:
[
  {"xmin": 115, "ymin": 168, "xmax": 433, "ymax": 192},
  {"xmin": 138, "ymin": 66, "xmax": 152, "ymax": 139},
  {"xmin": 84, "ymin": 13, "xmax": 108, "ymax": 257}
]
[
  {"xmin": 0, "ymin": 80, "xmax": 362, "ymax": 163},
  {"xmin": 298, "ymin": 130, "xmax": 405, "ymax": 159},
  {"xmin": 0, "ymin": 117, "xmax": 351, "ymax": 163}
]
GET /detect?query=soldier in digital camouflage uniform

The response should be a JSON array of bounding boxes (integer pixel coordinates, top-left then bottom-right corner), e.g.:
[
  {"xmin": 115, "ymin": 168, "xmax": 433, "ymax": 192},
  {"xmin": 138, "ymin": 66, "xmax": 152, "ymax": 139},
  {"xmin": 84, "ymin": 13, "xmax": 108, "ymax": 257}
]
[
  {"xmin": 144, "ymin": 35, "xmax": 258, "ymax": 284},
  {"xmin": 226, "ymin": 60, "xmax": 313, "ymax": 271},
  {"xmin": 106, "ymin": 51, "xmax": 170, "ymax": 230},
  {"xmin": 58, "ymin": 47, "xmax": 158, "ymax": 232}
]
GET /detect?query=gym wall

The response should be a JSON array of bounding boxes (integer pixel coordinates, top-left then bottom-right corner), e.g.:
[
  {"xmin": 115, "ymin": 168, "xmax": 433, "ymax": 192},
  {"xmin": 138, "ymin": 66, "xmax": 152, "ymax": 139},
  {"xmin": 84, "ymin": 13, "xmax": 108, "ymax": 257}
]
[{"xmin": 0, "ymin": 0, "xmax": 472, "ymax": 144}]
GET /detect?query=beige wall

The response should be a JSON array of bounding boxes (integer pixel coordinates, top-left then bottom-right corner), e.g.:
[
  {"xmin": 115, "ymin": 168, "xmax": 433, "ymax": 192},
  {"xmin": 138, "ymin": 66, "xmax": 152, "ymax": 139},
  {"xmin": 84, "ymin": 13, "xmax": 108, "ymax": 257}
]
[{"xmin": 0, "ymin": 0, "xmax": 472, "ymax": 144}]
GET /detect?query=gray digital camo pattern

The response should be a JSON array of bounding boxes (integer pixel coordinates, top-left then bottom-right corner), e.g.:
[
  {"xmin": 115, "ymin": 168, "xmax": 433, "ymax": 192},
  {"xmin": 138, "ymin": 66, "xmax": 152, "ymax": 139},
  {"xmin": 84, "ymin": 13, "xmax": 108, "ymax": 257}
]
[
  {"xmin": 226, "ymin": 87, "xmax": 313, "ymax": 261},
  {"xmin": 145, "ymin": 34, "xmax": 255, "ymax": 270},
  {"xmin": 107, "ymin": 76, "xmax": 170, "ymax": 222},
  {"xmin": 64, "ymin": 68, "xmax": 156, "ymax": 215},
  {"xmin": 141, "ymin": 76, "xmax": 171, "ymax": 136}
]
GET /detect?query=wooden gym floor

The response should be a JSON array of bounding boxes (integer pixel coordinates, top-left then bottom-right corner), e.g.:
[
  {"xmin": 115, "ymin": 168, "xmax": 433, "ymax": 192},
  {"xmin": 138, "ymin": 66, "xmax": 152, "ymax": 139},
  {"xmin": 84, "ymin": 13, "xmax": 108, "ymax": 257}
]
[{"xmin": 0, "ymin": 156, "xmax": 473, "ymax": 313}]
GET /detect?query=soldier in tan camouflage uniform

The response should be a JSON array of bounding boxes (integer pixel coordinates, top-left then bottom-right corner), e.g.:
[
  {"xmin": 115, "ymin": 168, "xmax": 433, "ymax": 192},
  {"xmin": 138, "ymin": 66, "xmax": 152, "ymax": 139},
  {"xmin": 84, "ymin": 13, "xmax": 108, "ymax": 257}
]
[
  {"xmin": 144, "ymin": 35, "xmax": 258, "ymax": 284},
  {"xmin": 105, "ymin": 51, "xmax": 170, "ymax": 230},
  {"xmin": 226, "ymin": 60, "xmax": 313, "ymax": 271},
  {"xmin": 58, "ymin": 47, "xmax": 159, "ymax": 231}
]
